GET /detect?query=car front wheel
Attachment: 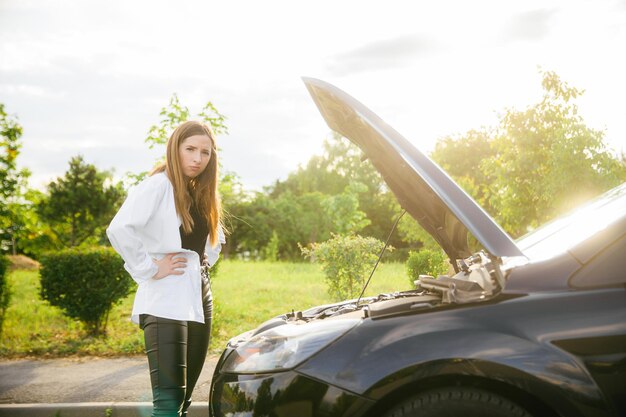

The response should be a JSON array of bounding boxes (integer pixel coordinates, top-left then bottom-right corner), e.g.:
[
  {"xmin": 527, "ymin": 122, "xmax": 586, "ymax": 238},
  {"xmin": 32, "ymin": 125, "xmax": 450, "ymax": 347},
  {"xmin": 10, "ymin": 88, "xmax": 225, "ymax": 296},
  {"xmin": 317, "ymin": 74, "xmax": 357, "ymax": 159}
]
[{"xmin": 383, "ymin": 387, "xmax": 533, "ymax": 417}]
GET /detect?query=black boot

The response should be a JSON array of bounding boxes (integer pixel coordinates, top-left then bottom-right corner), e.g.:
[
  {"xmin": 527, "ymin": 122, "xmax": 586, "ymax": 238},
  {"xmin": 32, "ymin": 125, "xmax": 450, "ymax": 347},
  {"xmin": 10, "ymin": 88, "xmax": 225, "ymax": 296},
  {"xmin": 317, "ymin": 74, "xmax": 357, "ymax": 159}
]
[{"xmin": 181, "ymin": 399, "xmax": 192, "ymax": 417}]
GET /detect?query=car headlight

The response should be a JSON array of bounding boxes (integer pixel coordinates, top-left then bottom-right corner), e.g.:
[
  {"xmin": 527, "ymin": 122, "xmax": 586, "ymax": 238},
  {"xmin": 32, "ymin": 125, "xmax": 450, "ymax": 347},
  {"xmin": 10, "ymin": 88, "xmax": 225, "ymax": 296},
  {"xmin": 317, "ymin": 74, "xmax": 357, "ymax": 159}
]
[{"xmin": 221, "ymin": 318, "xmax": 359, "ymax": 373}]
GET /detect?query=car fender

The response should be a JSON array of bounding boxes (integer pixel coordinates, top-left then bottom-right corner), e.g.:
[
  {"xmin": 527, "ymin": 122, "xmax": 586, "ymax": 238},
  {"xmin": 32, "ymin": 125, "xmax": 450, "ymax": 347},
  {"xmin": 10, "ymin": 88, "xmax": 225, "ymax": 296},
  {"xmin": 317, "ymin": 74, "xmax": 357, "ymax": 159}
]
[{"xmin": 298, "ymin": 323, "xmax": 609, "ymax": 416}]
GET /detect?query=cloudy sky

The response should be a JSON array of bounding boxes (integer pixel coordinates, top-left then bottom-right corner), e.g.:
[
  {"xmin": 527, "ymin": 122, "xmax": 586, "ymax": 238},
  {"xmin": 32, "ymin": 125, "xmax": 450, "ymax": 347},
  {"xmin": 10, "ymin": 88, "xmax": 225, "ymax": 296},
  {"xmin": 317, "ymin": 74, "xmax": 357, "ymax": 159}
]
[{"xmin": 1, "ymin": 0, "xmax": 625, "ymax": 191}]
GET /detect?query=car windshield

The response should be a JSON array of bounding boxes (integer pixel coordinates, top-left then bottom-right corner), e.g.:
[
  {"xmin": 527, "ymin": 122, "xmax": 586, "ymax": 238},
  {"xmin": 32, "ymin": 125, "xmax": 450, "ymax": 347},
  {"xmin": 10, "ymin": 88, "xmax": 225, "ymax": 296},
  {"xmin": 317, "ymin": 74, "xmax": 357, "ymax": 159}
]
[{"xmin": 515, "ymin": 182, "xmax": 626, "ymax": 261}]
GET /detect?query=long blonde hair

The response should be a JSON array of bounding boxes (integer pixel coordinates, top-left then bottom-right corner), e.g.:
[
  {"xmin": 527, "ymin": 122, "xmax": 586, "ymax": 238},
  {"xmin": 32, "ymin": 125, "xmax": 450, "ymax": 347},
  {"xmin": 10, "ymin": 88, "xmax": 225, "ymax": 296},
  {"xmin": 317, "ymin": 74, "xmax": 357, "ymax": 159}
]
[{"xmin": 151, "ymin": 120, "xmax": 222, "ymax": 247}]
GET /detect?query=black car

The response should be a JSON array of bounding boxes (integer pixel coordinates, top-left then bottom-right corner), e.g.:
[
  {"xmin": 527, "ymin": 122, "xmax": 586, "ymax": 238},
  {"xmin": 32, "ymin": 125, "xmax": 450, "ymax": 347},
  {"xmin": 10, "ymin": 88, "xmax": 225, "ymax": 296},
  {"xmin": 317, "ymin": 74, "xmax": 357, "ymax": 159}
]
[{"xmin": 209, "ymin": 78, "xmax": 626, "ymax": 417}]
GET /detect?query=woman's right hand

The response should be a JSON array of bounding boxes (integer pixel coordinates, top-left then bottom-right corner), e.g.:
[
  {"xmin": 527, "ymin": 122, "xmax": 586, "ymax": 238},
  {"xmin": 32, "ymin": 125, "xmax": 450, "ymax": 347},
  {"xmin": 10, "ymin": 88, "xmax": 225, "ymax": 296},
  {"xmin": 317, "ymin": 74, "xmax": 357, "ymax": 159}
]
[{"xmin": 152, "ymin": 253, "xmax": 187, "ymax": 280}]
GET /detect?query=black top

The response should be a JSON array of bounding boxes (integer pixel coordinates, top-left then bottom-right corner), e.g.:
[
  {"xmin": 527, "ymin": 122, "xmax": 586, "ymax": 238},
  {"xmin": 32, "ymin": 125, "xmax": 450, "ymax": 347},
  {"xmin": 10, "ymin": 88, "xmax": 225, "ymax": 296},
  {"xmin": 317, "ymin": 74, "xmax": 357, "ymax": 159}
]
[{"xmin": 179, "ymin": 201, "xmax": 209, "ymax": 264}]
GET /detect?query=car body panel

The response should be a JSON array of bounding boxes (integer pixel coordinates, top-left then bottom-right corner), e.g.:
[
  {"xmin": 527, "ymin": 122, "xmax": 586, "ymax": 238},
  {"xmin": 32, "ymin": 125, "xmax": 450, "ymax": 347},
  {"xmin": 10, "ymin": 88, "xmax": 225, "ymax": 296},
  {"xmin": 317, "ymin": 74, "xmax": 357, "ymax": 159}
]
[
  {"xmin": 303, "ymin": 77, "xmax": 523, "ymax": 261},
  {"xmin": 504, "ymin": 251, "xmax": 581, "ymax": 292},
  {"xmin": 210, "ymin": 369, "xmax": 375, "ymax": 417},
  {"xmin": 515, "ymin": 182, "xmax": 626, "ymax": 264}
]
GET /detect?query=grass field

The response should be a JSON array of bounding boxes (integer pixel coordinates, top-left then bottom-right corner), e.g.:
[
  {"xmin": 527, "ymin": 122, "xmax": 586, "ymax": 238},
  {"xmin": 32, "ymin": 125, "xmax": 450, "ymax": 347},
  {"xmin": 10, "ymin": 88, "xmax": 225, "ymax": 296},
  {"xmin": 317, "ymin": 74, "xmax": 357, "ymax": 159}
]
[{"xmin": 0, "ymin": 260, "xmax": 411, "ymax": 358}]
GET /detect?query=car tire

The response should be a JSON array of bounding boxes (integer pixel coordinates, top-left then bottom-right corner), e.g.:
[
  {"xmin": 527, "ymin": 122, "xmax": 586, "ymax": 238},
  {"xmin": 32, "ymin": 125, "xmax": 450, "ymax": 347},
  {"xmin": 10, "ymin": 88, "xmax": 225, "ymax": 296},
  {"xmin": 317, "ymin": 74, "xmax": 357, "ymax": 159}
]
[{"xmin": 383, "ymin": 387, "xmax": 533, "ymax": 417}]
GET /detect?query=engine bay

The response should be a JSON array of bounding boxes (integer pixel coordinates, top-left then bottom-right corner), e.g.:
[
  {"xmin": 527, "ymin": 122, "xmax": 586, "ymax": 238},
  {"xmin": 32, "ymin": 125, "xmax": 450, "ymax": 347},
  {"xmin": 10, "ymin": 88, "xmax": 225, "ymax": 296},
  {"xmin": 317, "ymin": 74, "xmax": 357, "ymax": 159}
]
[{"xmin": 279, "ymin": 250, "xmax": 510, "ymax": 324}]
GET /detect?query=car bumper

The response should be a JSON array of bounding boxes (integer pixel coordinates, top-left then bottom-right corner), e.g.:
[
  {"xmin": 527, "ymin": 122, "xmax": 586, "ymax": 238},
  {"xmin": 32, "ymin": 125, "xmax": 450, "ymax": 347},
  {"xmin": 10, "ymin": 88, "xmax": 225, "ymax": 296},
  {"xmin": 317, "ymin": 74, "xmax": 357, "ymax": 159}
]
[{"xmin": 209, "ymin": 368, "xmax": 375, "ymax": 417}]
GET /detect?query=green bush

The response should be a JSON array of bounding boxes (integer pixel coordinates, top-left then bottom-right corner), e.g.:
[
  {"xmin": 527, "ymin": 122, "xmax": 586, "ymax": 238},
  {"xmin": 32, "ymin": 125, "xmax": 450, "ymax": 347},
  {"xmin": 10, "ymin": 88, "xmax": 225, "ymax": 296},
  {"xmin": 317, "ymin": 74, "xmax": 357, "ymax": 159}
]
[
  {"xmin": 39, "ymin": 247, "xmax": 133, "ymax": 337},
  {"xmin": 406, "ymin": 249, "xmax": 449, "ymax": 285},
  {"xmin": 0, "ymin": 255, "xmax": 11, "ymax": 338},
  {"xmin": 302, "ymin": 234, "xmax": 386, "ymax": 301}
]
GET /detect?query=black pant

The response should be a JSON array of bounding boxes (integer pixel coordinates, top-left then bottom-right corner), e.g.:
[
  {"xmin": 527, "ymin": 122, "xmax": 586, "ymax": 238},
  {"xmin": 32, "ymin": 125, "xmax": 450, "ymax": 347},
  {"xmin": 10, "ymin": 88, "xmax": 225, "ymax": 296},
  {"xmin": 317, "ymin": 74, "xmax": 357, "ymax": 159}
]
[{"xmin": 140, "ymin": 273, "xmax": 213, "ymax": 417}]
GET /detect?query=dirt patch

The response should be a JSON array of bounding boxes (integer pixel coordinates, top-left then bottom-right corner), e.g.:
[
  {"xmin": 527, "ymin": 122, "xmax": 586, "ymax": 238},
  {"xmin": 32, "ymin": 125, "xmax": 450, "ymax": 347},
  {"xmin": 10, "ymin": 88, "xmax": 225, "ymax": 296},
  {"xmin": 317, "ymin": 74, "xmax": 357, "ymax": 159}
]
[{"xmin": 7, "ymin": 254, "xmax": 40, "ymax": 271}]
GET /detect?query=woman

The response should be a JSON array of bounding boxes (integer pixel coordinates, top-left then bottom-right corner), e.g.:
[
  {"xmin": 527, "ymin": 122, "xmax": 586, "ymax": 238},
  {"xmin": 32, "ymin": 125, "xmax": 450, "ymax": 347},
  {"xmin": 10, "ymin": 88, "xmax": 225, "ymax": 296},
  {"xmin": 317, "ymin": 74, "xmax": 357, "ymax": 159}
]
[{"xmin": 107, "ymin": 120, "xmax": 225, "ymax": 417}]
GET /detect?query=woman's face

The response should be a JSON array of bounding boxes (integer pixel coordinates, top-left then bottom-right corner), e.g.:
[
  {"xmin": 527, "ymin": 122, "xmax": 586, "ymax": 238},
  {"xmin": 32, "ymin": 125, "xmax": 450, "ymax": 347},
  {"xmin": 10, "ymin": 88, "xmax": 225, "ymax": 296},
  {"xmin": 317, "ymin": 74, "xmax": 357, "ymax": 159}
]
[{"xmin": 179, "ymin": 134, "xmax": 212, "ymax": 179}]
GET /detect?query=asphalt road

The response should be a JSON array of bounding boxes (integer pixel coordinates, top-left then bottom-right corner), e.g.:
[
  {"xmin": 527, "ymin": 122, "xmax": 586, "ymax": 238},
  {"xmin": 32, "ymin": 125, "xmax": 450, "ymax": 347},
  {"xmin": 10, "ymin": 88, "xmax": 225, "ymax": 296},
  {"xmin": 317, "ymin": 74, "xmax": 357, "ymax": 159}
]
[{"xmin": 0, "ymin": 354, "xmax": 219, "ymax": 404}]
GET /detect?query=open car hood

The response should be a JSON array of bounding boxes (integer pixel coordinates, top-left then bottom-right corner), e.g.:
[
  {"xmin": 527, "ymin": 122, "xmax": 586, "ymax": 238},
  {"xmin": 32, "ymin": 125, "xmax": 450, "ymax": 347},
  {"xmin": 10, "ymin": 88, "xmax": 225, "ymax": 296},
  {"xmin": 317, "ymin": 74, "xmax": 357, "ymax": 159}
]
[{"xmin": 303, "ymin": 77, "xmax": 523, "ymax": 261}]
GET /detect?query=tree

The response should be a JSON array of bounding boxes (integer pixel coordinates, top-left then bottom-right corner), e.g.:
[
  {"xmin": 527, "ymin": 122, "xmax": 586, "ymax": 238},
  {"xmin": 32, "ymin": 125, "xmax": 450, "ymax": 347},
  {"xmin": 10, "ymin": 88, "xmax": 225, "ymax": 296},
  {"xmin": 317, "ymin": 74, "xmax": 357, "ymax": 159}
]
[
  {"xmin": 269, "ymin": 133, "xmax": 387, "ymax": 202},
  {"xmin": 0, "ymin": 104, "xmax": 31, "ymax": 254},
  {"xmin": 431, "ymin": 70, "xmax": 626, "ymax": 238},
  {"xmin": 226, "ymin": 190, "xmax": 334, "ymax": 261},
  {"xmin": 487, "ymin": 71, "xmax": 625, "ymax": 235},
  {"xmin": 321, "ymin": 182, "xmax": 370, "ymax": 235},
  {"xmin": 37, "ymin": 156, "xmax": 125, "ymax": 248},
  {"xmin": 146, "ymin": 93, "xmax": 228, "ymax": 148},
  {"xmin": 228, "ymin": 181, "xmax": 375, "ymax": 261},
  {"xmin": 0, "ymin": 104, "xmax": 25, "ymax": 201},
  {"xmin": 431, "ymin": 128, "xmax": 497, "ymax": 212},
  {"xmin": 261, "ymin": 134, "xmax": 404, "ymax": 257},
  {"xmin": 1, "ymin": 173, "xmax": 57, "ymax": 257},
  {"xmin": 9, "ymin": 187, "xmax": 58, "ymax": 258}
]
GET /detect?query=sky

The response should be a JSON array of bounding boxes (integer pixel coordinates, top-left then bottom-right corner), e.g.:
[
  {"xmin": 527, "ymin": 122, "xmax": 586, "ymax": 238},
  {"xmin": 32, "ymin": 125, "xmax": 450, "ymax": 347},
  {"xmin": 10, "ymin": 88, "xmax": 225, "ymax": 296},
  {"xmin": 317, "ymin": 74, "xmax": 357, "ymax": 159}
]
[{"xmin": 1, "ymin": 0, "xmax": 625, "ymax": 192}]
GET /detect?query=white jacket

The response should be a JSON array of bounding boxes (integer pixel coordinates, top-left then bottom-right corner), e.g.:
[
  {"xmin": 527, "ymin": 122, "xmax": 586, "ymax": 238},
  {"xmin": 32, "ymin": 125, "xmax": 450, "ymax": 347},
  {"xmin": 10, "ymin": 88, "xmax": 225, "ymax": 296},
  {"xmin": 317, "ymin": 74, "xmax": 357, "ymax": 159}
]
[{"xmin": 106, "ymin": 172, "xmax": 225, "ymax": 324}]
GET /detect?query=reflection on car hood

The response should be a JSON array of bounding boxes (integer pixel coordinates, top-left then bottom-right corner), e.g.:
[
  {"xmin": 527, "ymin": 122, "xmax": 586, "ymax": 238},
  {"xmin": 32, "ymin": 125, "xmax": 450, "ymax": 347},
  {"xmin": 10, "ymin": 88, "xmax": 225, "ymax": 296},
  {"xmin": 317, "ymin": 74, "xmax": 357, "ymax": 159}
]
[{"xmin": 303, "ymin": 77, "xmax": 523, "ymax": 260}]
